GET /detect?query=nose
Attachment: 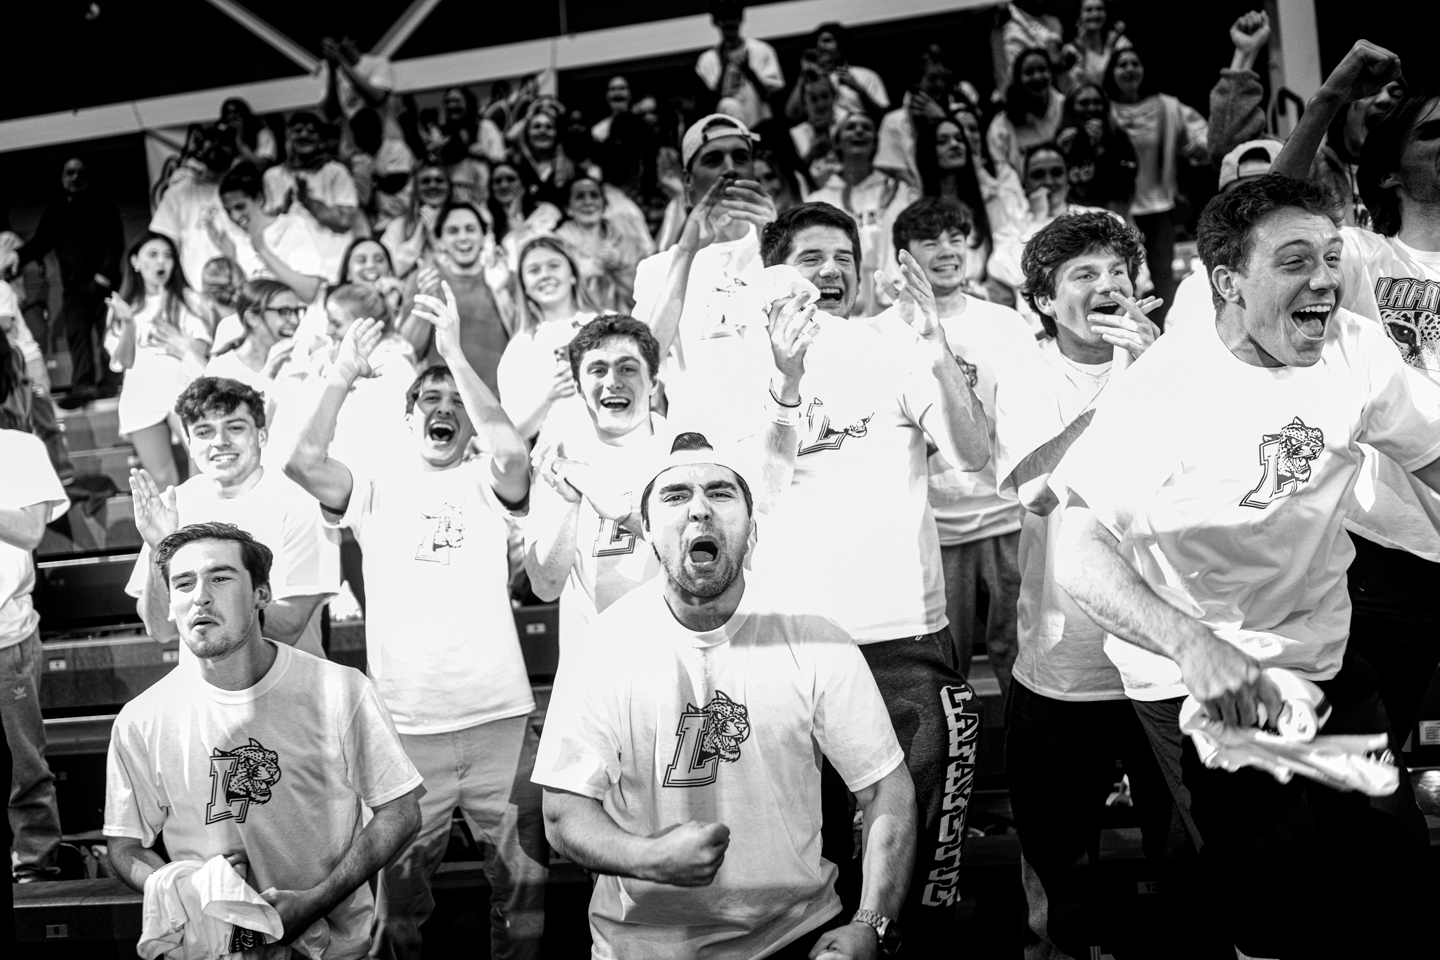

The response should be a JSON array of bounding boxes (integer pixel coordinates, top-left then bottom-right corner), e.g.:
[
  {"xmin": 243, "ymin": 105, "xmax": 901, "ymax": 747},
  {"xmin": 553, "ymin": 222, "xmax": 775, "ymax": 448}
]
[
  {"xmin": 817, "ymin": 258, "xmax": 841, "ymax": 280},
  {"xmin": 688, "ymin": 493, "xmax": 713, "ymax": 521},
  {"xmin": 1312, "ymin": 261, "xmax": 1341, "ymax": 292}
]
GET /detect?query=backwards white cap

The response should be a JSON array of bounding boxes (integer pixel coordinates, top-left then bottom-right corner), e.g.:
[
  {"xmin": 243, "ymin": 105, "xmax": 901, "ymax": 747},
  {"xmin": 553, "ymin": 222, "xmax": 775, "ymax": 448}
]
[{"xmin": 681, "ymin": 113, "xmax": 758, "ymax": 170}]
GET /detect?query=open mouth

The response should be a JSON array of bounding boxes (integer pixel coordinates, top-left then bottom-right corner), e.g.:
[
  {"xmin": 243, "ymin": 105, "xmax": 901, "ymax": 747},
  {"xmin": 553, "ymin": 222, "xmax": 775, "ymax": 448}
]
[
  {"xmin": 688, "ymin": 538, "xmax": 719, "ymax": 564},
  {"xmin": 427, "ymin": 420, "xmax": 457, "ymax": 444},
  {"xmin": 1088, "ymin": 300, "xmax": 1123, "ymax": 317},
  {"xmin": 190, "ymin": 614, "xmax": 218, "ymax": 628},
  {"xmin": 210, "ymin": 451, "xmax": 239, "ymax": 464},
  {"xmin": 598, "ymin": 395, "xmax": 631, "ymax": 412},
  {"xmin": 817, "ymin": 285, "xmax": 844, "ymax": 303},
  {"xmin": 1291, "ymin": 303, "xmax": 1332, "ymax": 340}
]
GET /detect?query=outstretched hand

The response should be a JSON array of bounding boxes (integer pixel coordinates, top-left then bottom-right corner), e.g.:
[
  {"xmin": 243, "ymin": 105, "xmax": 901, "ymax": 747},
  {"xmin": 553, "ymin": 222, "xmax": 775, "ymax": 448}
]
[
  {"xmin": 129, "ymin": 468, "xmax": 179, "ymax": 549},
  {"xmin": 876, "ymin": 250, "xmax": 941, "ymax": 342},
  {"xmin": 412, "ymin": 280, "xmax": 463, "ymax": 357},
  {"xmin": 767, "ymin": 290, "xmax": 819, "ymax": 385},
  {"xmin": 678, "ymin": 177, "xmax": 726, "ymax": 254},
  {"xmin": 334, "ymin": 316, "xmax": 385, "ymax": 381}
]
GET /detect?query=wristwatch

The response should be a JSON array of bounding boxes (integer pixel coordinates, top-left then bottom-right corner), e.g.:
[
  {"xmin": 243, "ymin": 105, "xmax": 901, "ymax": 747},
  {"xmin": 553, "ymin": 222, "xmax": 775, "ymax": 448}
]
[{"xmin": 852, "ymin": 910, "xmax": 902, "ymax": 956}]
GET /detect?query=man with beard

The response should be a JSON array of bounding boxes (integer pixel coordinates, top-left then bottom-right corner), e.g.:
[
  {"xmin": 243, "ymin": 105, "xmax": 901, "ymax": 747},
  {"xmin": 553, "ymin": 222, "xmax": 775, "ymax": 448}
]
[
  {"xmin": 126, "ymin": 377, "xmax": 339, "ymax": 659},
  {"xmin": 534, "ymin": 433, "xmax": 914, "ymax": 960},
  {"xmin": 1051, "ymin": 175, "xmax": 1440, "ymax": 957},
  {"xmin": 756, "ymin": 201, "xmax": 989, "ymax": 939},
  {"xmin": 284, "ymin": 284, "xmax": 543, "ymax": 960},
  {"xmin": 104, "ymin": 522, "xmax": 422, "ymax": 958},
  {"xmin": 263, "ymin": 111, "xmax": 360, "ymax": 279},
  {"xmin": 635, "ymin": 113, "xmax": 778, "ymax": 443}
]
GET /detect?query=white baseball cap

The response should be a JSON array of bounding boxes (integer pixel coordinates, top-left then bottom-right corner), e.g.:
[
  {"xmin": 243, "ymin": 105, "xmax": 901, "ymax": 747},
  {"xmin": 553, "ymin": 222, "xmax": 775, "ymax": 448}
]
[
  {"xmin": 1219, "ymin": 139, "xmax": 1285, "ymax": 189},
  {"xmin": 681, "ymin": 114, "xmax": 757, "ymax": 170}
]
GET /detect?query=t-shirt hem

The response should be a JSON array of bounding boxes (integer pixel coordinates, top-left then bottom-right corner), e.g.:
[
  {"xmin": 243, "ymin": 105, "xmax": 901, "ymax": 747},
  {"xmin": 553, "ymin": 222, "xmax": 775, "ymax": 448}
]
[
  {"xmin": 393, "ymin": 701, "xmax": 536, "ymax": 737},
  {"xmin": 937, "ymin": 517, "xmax": 1023, "ymax": 547},
  {"xmin": 841, "ymin": 749, "xmax": 905, "ymax": 793},
  {"xmin": 851, "ymin": 618, "xmax": 948, "ymax": 645},
  {"xmin": 755, "ymin": 899, "xmax": 844, "ymax": 959},
  {"xmin": 365, "ymin": 773, "xmax": 425, "ymax": 809},
  {"xmin": 1342, "ymin": 518, "xmax": 1440, "ymax": 564},
  {"xmin": 529, "ymin": 773, "xmax": 606, "ymax": 801},
  {"xmin": 102, "ymin": 825, "xmax": 147, "ymax": 839},
  {"xmin": 1012, "ymin": 674, "xmax": 1128, "ymax": 703}
]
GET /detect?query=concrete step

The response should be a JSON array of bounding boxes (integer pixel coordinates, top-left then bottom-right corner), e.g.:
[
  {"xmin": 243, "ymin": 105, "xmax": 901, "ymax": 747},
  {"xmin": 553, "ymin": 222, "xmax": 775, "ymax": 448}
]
[
  {"xmin": 68, "ymin": 446, "xmax": 134, "ymax": 492},
  {"xmin": 57, "ymin": 399, "xmax": 121, "ymax": 451}
]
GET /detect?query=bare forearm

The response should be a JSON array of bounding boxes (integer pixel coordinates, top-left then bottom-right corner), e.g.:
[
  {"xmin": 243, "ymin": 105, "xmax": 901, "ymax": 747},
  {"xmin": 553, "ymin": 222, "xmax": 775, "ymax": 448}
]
[
  {"xmin": 856, "ymin": 768, "xmax": 916, "ymax": 918},
  {"xmin": 1272, "ymin": 88, "xmax": 1345, "ymax": 179},
  {"xmin": 927, "ymin": 347, "xmax": 990, "ymax": 472},
  {"xmin": 302, "ymin": 198, "xmax": 356, "ymax": 233},
  {"xmin": 107, "ymin": 838, "xmax": 167, "ymax": 894},
  {"xmin": 758, "ymin": 372, "xmax": 801, "ymax": 513},
  {"xmin": 544, "ymin": 790, "xmax": 654, "ymax": 880},
  {"xmin": 1009, "ymin": 408, "xmax": 1095, "ymax": 515},
  {"xmin": 262, "ymin": 595, "xmax": 327, "ymax": 646},
  {"xmin": 647, "ymin": 246, "xmax": 699, "ymax": 359},
  {"xmin": 523, "ymin": 501, "xmax": 581, "ymax": 601},
  {"xmin": 0, "ymin": 505, "xmax": 45, "ymax": 551},
  {"xmin": 282, "ymin": 371, "xmax": 356, "ymax": 512},
  {"xmin": 1054, "ymin": 505, "xmax": 1211, "ymax": 662},
  {"xmin": 307, "ymin": 792, "xmax": 419, "ymax": 919},
  {"xmin": 256, "ymin": 245, "xmax": 323, "ymax": 302},
  {"xmin": 437, "ymin": 346, "xmax": 529, "ymax": 491}
]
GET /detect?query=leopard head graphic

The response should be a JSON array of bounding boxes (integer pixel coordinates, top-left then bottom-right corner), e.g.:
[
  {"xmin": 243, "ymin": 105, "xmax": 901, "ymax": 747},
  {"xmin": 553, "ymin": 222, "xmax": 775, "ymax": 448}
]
[
  {"xmin": 699, "ymin": 691, "xmax": 751, "ymax": 763},
  {"xmin": 1276, "ymin": 418, "xmax": 1324, "ymax": 484},
  {"xmin": 224, "ymin": 738, "xmax": 282, "ymax": 805},
  {"xmin": 1384, "ymin": 310, "xmax": 1440, "ymax": 372}
]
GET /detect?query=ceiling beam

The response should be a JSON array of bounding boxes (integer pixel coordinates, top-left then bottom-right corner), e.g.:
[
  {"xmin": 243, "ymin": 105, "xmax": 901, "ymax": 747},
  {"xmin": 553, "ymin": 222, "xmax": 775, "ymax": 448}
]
[
  {"xmin": 373, "ymin": 0, "xmax": 446, "ymax": 60},
  {"xmin": 202, "ymin": 0, "xmax": 320, "ymax": 73}
]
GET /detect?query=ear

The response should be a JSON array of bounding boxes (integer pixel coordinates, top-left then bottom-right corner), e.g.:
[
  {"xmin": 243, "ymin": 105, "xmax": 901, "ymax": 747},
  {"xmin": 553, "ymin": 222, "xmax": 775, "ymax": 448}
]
[
  {"xmin": 1210, "ymin": 263, "xmax": 1245, "ymax": 305},
  {"xmin": 255, "ymin": 582, "xmax": 272, "ymax": 609},
  {"xmin": 257, "ymin": 426, "xmax": 269, "ymax": 448},
  {"xmin": 1377, "ymin": 170, "xmax": 1401, "ymax": 190},
  {"xmin": 1034, "ymin": 292, "xmax": 1058, "ymax": 319}
]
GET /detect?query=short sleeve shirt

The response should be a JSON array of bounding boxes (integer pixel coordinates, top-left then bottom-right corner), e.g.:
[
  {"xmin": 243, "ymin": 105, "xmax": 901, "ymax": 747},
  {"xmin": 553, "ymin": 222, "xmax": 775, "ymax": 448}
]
[
  {"xmin": 0, "ymin": 430, "xmax": 68, "ymax": 648},
  {"xmin": 532, "ymin": 577, "xmax": 902, "ymax": 960},
  {"xmin": 104, "ymin": 642, "xmax": 421, "ymax": 960},
  {"xmin": 1052, "ymin": 311, "xmax": 1440, "ymax": 700}
]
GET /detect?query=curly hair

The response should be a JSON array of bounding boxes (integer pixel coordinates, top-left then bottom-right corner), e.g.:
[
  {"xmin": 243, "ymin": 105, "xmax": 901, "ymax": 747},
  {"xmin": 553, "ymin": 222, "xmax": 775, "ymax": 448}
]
[
  {"xmin": 567, "ymin": 314, "xmax": 661, "ymax": 381},
  {"xmin": 1020, "ymin": 211, "xmax": 1144, "ymax": 337},
  {"xmin": 174, "ymin": 376, "xmax": 268, "ymax": 431},
  {"xmin": 1197, "ymin": 174, "xmax": 1339, "ymax": 308}
]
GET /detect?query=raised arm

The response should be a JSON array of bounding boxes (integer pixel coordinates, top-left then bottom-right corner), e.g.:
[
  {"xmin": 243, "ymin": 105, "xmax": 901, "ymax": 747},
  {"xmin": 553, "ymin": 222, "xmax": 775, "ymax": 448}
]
[
  {"xmin": 881, "ymin": 251, "xmax": 989, "ymax": 472},
  {"xmin": 808, "ymin": 762, "xmax": 916, "ymax": 959},
  {"xmin": 523, "ymin": 442, "xmax": 585, "ymax": 602},
  {"xmin": 759, "ymin": 291, "xmax": 820, "ymax": 511},
  {"xmin": 1271, "ymin": 40, "xmax": 1403, "ymax": 180},
  {"xmin": 128, "ymin": 468, "xmax": 181, "ymax": 643},
  {"xmin": 646, "ymin": 180, "xmax": 723, "ymax": 360},
  {"xmin": 282, "ymin": 319, "xmax": 381, "ymax": 514},
  {"xmin": 542, "ymin": 787, "xmax": 729, "ymax": 885},
  {"xmin": 261, "ymin": 788, "xmax": 421, "ymax": 945},
  {"xmin": 412, "ymin": 282, "xmax": 529, "ymax": 503},
  {"xmin": 1053, "ymin": 493, "xmax": 1282, "ymax": 726},
  {"xmin": 245, "ymin": 218, "xmax": 323, "ymax": 302}
]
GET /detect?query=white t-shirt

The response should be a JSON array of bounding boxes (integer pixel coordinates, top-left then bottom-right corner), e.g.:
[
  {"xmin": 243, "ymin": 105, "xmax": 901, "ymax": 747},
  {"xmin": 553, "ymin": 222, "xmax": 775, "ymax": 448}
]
[
  {"xmin": 908, "ymin": 296, "xmax": 1033, "ymax": 546},
  {"xmin": 0, "ymin": 283, "xmax": 42, "ymax": 365},
  {"xmin": 151, "ymin": 167, "xmax": 242, "ymax": 294},
  {"xmin": 233, "ymin": 213, "xmax": 331, "ymax": 285},
  {"xmin": 695, "ymin": 38, "xmax": 785, "ymax": 127},
  {"xmin": 524, "ymin": 418, "xmax": 672, "ymax": 651},
  {"xmin": 992, "ymin": 337, "xmax": 1122, "ymax": 700},
  {"xmin": 532, "ymin": 577, "xmax": 903, "ymax": 960},
  {"xmin": 104, "ymin": 642, "xmax": 421, "ymax": 960},
  {"xmin": 496, "ymin": 313, "xmax": 595, "ymax": 440},
  {"xmin": 1338, "ymin": 229, "xmax": 1440, "ymax": 562},
  {"xmin": 319, "ymin": 54, "xmax": 396, "ymax": 119},
  {"xmin": 1052, "ymin": 310, "xmax": 1440, "ymax": 701},
  {"xmin": 262, "ymin": 163, "xmax": 359, "ymax": 281},
  {"xmin": 0, "ymin": 431, "xmax": 68, "ymax": 648},
  {"xmin": 832, "ymin": 65, "xmax": 890, "ymax": 116},
  {"xmin": 1160, "ymin": 268, "xmax": 1215, "ymax": 340},
  {"xmin": 203, "ymin": 348, "xmax": 274, "ymax": 396},
  {"xmin": 327, "ymin": 457, "xmax": 535, "ymax": 735},
  {"xmin": 752, "ymin": 315, "xmax": 949, "ymax": 642},
  {"xmin": 631, "ymin": 229, "xmax": 772, "ymax": 444},
  {"xmin": 124, "ymin": 468, "xmax": 340, "ymax": 658}
]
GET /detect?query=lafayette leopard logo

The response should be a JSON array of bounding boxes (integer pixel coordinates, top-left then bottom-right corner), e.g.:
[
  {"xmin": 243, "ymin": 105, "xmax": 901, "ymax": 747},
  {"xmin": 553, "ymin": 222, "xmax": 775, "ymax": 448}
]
[
  {"xmin": 205, "ymin": 738, "xmax": 282, "ymax": 824},
  {"xmin": 1240, "ymin": 417, "xmax": 1325, "ymax": 509},
  {"xmin": 797, "ymin": 398, "xmax": 873, "ymax": 457},
  {"xmin": 1376, "ymin": 277, "xmax": 1440, "ymax": 372},
  {"xmin": 954, "ymin": 354, "xmax": 978, "ymax": 388},
  {"xmin": 663, "ymin": 691, "xmax": 751, "ymax": 787},
  {"xmin": 416, "ymin": 501, "xmax": 465, "ymax": 563}
]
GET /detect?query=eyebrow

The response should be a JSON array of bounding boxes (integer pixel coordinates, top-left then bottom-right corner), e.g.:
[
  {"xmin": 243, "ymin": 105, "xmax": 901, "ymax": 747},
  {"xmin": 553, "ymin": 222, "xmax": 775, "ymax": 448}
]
[{"xmin": 169, "ymin": 563, "xmax": 241, "ymax": 585}]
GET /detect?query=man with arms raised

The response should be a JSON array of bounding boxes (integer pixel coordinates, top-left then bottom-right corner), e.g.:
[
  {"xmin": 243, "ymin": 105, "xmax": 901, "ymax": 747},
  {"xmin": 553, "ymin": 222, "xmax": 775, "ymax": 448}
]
[
  {"xmin": 524, "ymin": 315, "xmax": 673, "ymax": 648},
  {"xmin": 1052, "ymin": 175, "xmax": 1438, "ymax": 956},
  {"xmin": 105, "ymin": 522, "xmax": 421, "ymax": 956},
  {"xmin": 128, "ymin": 377, "xmax": 339, "ymax": 659},
  {"xmin": 284, "ymin": 286, "xmax": 544, "ymax": 959},
  {"xmin": 988, "ymin": 211, "xmax": 1184, "ymax": 957},
  {"xmin": 635, "ymin": 114, "xmax": 778, "ymax": 443},
  {"xmin": 535, "ymin": 434, "xmax": 914, "ymax": 959},
  {"xmin": 757, "ymin": 201, "xmax": 988, "ymax": 938},
  {"xmin": 889, "ymin": 197, "xmax": 1037, "ymax": 685}
]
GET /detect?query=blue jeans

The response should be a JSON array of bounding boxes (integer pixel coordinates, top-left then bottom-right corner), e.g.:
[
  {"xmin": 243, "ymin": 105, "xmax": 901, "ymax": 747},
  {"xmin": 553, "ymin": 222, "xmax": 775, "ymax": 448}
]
[
  {"xmin": 371, "ymin": 714, "xmax": 548, "ymax": 960},
  {"xmin": 1, "ymin": 630, "xmax": 61, "ymax": 880}
]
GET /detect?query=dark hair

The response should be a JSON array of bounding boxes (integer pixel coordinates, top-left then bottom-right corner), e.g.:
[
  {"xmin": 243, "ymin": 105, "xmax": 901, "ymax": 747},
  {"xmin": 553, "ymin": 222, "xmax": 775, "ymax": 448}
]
[
  {"xmin": 753, "ymin": 147, "xmax": 804, "ymax": 215},
  {"xmin": 567, "ymin": 314, "xmax": 661, "ymax": 381},
  {"xmin": 120, "ymin": 231, "xmax": 193, "ymax": 328},
  {"xmin": 1197, "ymin": 173, "xmax": 1340, "ymax": 308},
  {"xmin": 564, "ymin": 175, "xmax": 606, "ymax": 210},
  {"xmin": 338, "ymin": 237, "xmax": 395, "ymax": 284},
  {"xmin": 218, "ymin": 161, "xmax": 265, "ymax": 200},
  {"xmin": 219, "ymin": 98, "xmax": 262, "ymax": 150},
  {"xmin": 350, "ymin": 107, "xmax": 383, "ymax": 156},
  {"xmin": 814, "ymin": 21, "xmax": 849, "ymax": 52},
  {"xmin": 760, "ymin": 202, "xmax": 862, "ymax": 270},
  {"xmin": 435, "ymin": 200, "xmax": 486, "ymax": 236},
  {"xmin": 175, "ymin": 376, "xmax": 268, "ymax": 431},
  {"xmin": 1358, "ymin": 87, "xmax": 1439, "ymax": 238},
  {"xmin": 405, "ymin": 364, "xmax": 454, "ymax": 414},
  {"xmin": 0, "ymin": 333, "xmax": 24, "ymax": 428},
  {"xmin": 1021, "ymin": 211, "xmax": 1145, "ymax": 336},
  {"xmin": 710, "ymin": 0, "xmax": 743, "ymax": 21},
  {"xmin": 1061, "ymin": 82, "xmax": 1112, "ymax": 131},
  {"xmin": 892, "ymin": 197, "xmax": 972, "ymax": 258},
  {"xmin": 1102, "ymin": 47, "xmax": 1153, "ymax": 102},
  {"xmin": 916, "ymin": 111, "xmax": 992, "ymax": 246},
  {"xmin": 154, "ymin": 521, "xmax": 273, "ymax": 596},
  {"xmin": 1005, "ymin": 48, "xmax": 1054, "ymax": 126},
  {"xmin": 1023, "ymin": 141, "xmax": 1067, "ymax": 179},
  {"xmin": 233, "ymin": 278, "xmax": 294, "ymax": 341},
  {"xmin": 640, "ymin": 431, "xmax": 754, "ymax": 527}
]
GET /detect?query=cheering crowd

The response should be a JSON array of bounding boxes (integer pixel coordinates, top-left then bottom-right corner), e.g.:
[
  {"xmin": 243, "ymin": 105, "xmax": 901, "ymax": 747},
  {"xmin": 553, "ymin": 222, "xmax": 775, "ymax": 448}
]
[{"xmin": 3, "ymin": 1, "xmax": 1439, "ymax": 957}]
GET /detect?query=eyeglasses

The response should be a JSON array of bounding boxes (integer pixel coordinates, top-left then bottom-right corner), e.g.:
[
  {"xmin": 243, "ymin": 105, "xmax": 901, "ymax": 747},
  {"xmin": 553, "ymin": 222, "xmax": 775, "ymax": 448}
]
[{"xmin": 266, "ymin": 305, "xmax": 305, "ymax": 320}]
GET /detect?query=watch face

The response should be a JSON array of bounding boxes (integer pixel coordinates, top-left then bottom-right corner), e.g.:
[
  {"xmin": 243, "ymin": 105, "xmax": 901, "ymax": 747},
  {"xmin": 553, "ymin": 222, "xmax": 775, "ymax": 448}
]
[{"xmin": 882, "ymin": 925, "xmax": 903, "ymax": 954}]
